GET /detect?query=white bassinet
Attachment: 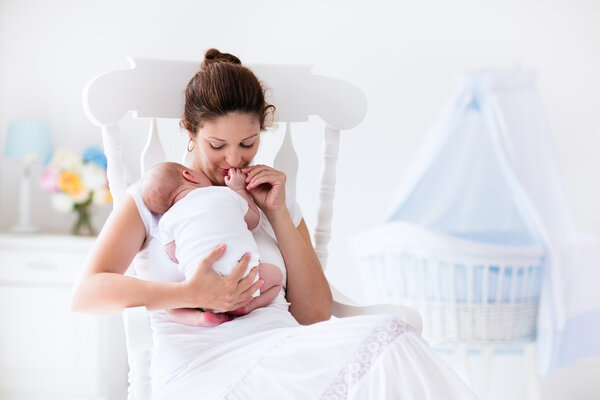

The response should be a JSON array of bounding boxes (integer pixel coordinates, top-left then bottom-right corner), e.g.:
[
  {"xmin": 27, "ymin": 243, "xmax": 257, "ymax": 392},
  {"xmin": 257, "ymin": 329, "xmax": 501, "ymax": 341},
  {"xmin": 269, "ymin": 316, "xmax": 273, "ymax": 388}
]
[
  {"xmin": 352, "ymin": 221, "xmax": 544, "ymax": 346},
  {"xmin": 350, "ymin": 70, "xmax": 564, "ymax": 398}
]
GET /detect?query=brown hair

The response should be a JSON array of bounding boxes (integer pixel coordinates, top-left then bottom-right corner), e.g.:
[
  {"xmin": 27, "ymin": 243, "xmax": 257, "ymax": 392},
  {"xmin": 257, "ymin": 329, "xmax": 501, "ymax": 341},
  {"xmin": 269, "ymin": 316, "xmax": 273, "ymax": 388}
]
[{"xmin": 180, "ymin": 48, "xmax": 275, "ymax": 136}]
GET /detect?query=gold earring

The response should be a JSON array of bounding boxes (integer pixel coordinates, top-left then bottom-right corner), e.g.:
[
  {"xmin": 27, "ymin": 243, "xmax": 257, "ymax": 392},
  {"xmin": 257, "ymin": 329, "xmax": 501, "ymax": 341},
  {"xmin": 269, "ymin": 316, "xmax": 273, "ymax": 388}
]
[{"xmin": 187, "ymin": 139, "xmax": 195, "ymax": 152}]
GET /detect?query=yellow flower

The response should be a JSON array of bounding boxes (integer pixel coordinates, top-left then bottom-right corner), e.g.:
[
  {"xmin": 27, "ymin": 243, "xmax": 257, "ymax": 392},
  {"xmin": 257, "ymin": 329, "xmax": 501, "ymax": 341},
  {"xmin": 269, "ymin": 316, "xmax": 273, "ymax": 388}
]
[{"xmin": 58, "ymin": 171, "xmax": 85, "ymax": 197}]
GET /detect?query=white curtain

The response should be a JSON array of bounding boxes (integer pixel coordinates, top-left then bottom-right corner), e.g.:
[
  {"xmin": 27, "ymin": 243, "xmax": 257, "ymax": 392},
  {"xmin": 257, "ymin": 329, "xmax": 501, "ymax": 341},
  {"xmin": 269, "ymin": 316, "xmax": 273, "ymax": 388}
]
[{"xmin": 385, "ymin": 70, "xmax": 600, "ymax": 376}]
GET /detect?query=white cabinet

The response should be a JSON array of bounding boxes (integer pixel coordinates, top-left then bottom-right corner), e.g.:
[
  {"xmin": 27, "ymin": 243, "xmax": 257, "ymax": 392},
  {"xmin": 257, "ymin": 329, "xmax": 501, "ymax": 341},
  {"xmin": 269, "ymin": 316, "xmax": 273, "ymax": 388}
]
[{"xmin": 0, "ymin": 234, "xmax": 128, "ymax": 399}]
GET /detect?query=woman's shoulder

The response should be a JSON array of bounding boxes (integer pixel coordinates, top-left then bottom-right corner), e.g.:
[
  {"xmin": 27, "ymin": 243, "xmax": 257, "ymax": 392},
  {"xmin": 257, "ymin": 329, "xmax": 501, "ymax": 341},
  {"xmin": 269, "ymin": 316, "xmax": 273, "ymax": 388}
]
[
  {"xmin": 126, "ymin": 180, "xmax": 160, "ymax": 239},
  {"xmin": 125, "ymin": 180, "xmax": 143, "ymax": 201}
]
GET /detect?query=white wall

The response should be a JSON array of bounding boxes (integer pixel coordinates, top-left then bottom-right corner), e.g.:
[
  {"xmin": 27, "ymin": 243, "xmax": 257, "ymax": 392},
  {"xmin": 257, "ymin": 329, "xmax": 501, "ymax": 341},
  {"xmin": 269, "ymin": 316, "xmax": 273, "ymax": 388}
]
[{"xmin": 1, "ymin": 0, "xmax": 599, "ymax": 398}]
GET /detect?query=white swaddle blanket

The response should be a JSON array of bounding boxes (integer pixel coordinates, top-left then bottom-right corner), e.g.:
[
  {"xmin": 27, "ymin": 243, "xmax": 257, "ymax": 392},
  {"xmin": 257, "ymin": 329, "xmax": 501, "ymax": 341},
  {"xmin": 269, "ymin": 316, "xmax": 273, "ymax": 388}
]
[{"xmin": 159, "ymin": 187, "xmax": 260, "ymax": 291}]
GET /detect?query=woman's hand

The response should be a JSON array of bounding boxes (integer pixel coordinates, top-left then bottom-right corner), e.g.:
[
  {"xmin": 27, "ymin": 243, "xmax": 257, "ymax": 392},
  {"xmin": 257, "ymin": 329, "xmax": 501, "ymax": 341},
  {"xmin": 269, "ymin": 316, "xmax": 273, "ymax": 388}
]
[
  {"xmin": 183, "ymin": 244, "xmax": 263, "ymax": 313},
  {"xmin": 242, "ymin": 165, "xmax": 287, "ymax": 218}
]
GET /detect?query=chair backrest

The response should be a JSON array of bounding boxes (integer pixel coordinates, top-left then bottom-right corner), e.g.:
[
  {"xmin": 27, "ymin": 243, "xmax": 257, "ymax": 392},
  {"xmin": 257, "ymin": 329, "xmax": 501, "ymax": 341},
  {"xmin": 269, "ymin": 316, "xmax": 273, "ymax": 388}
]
[
  {"xmin": 83, "ymin": 57, "xmax": 367, "ymax": 399},
  {"xmin": 84, "ymin": 58, "xmax": 367, "ymax": 265}
]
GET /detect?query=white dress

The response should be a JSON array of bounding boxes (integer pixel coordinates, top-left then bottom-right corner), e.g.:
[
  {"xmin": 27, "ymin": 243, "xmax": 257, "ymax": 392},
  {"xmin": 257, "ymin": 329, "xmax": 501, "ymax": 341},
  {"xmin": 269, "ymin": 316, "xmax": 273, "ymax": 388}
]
[
  {"xmin": 159, "ymin": 187, "xmax": 261, "ymax": 279},
  {"xmin": 127, "ymin": 181, "xmax": 475, "ymax": 400}
]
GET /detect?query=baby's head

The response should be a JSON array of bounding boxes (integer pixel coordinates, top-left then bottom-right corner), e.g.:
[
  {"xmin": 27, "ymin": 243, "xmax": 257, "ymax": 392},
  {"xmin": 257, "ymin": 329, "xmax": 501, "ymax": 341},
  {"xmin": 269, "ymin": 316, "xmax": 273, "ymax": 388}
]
[{"xmin": 142, "ymin": 162, "xmax": 211, "ymax": 214}]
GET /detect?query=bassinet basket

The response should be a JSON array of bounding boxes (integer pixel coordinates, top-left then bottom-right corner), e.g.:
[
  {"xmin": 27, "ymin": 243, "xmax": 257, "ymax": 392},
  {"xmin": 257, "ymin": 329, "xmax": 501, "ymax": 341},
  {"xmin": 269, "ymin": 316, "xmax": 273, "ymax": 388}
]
[{"xmin": 351, "ymin": 221, "xmax": 544, "ymax": 346}]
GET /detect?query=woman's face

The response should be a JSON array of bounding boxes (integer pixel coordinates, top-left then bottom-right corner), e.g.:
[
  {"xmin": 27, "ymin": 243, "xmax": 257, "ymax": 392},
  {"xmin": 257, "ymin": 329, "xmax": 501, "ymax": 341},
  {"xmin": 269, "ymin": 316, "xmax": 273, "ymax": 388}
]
[{"xmin": 190, "ymin": 111, "xmax": 261, "ymax": 185}]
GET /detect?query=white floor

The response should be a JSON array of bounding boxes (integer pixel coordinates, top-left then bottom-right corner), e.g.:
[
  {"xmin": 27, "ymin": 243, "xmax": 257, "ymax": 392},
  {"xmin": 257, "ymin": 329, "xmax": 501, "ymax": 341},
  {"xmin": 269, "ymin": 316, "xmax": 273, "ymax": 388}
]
[{"xmin": 436, "ymin": 349, "xmax": 600, "ymax": 400}]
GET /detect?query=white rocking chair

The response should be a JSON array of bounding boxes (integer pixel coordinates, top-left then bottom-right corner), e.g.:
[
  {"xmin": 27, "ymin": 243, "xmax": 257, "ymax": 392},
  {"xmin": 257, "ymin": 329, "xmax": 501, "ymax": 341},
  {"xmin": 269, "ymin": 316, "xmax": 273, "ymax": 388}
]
[{"xmin": 83, "ymin": 57, "xmax": 423, "ymax": 399}]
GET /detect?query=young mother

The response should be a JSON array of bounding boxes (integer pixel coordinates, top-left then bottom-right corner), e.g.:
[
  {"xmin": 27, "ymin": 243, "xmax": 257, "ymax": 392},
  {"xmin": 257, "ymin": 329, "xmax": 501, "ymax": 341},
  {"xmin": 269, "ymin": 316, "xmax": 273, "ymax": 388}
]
[{"xmin": 71, "ymin": 49, "xmax": 474, "ymax": 399}]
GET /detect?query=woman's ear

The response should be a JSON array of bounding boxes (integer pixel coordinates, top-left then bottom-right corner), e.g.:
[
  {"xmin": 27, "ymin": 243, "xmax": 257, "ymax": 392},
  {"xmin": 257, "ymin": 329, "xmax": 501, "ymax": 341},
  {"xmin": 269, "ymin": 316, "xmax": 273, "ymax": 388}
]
[{"xmin": 182, "ymin": 169, "xmax": 199, "ymax": 184}]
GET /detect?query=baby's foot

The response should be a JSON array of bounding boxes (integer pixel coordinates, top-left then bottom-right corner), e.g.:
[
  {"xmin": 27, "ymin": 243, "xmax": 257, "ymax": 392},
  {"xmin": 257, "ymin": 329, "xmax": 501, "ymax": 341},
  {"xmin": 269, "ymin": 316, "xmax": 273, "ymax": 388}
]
[
  {"xmin": 227, "ymin": 307, "xmax": 249, "ymax": 317},
  {"xmin": 201, "ymin": 311, "xmax": 232, "ymax": 326},
  {"xmin": 225, "ymin": 168, "xmax": 247, "ymax": 191},
  {"xmin": 167, "ymin": 308, "xmax": 231, "ymax": 327},
  {"xmin": 227, "ymin": 284, "xmax": 280, "ymax": 319}
]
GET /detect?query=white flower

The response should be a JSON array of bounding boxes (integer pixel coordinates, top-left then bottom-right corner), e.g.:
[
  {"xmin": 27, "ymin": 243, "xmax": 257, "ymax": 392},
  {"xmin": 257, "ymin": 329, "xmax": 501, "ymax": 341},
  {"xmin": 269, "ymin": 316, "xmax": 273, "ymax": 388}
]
[
  {"xmin": 81, "ymin": 163, "xmax": 107, "ymax": 191},
  {"xmin": 49, "ymin": 150, "xmax": 83, "ymax": 171},
  {"xmin": 92, "ymin": 187, "xmax": 112, "ymax": 205},
  {"xmin": 51, "ymin": 193, "xmax": 74, "ymax": 213}
]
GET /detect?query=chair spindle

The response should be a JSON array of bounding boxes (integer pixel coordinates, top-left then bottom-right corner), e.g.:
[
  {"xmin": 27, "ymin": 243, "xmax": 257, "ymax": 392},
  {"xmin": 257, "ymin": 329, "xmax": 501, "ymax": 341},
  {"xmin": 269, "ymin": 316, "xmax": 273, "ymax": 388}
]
[
  {"xmin": 140, "ymin": 118, "xmax": 166, "ymax": 175},
  {"xmin": 314, "ymin": 125, "xmax": 340, "ymax": 270},
  {"xmin": 102, "ymin": 124, "xmax": 128, "ymax": 205}
]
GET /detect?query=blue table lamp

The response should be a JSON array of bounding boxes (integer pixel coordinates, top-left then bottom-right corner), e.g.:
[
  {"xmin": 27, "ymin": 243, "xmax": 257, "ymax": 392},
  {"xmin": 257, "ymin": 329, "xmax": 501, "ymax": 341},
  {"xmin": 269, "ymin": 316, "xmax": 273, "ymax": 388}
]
[{"xmin": 4, "ymin": 120, "xmax": 53, "ymax": 233}]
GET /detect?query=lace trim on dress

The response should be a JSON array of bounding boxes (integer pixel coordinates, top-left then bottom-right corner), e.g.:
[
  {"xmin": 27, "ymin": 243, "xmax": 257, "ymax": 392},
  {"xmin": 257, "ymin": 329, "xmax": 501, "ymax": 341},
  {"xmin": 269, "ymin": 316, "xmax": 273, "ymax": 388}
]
[{"xmin": 320, "ymin": 317, "xmax": 410, "ymax": 400}]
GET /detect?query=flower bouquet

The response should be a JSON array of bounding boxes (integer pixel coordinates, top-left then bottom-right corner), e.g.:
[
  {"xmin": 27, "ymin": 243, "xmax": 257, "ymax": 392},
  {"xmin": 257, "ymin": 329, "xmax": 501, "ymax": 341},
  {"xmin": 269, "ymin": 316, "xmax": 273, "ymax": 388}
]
[{"xmin": 40, "ymin": 146, "xmax": 112, "ymax": 235}]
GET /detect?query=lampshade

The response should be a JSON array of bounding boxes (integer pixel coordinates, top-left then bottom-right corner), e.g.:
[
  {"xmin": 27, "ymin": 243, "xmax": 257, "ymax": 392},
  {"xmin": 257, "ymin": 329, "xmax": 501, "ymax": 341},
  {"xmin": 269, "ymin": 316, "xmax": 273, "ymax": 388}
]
[{"xmin": 4, "ymin": 120, "xmax": 53, "ymax": 162}]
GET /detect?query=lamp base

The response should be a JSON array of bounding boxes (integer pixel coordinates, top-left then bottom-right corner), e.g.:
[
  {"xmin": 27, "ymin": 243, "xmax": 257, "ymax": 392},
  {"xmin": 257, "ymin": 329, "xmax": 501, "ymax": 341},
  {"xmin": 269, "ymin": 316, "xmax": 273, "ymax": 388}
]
[
  {"xmin": 10, "ymin": 224, "xmax": 39, "ymax": 234},
  {"xmin": 12, "ymin": 164, "xmax": 38, "ymax": 235}
]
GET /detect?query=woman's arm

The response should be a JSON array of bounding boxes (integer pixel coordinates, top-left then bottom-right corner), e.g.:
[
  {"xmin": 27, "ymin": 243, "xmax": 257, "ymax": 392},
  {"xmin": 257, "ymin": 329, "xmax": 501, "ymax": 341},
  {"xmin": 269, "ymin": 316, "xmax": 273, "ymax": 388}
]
[
  {"xmin": 70, "ymin": 195, "xmax": 261, "ymax": 314},
  {"xmin": 273, "ymin": 214, "xmax": 333, "ymax": 324},
  {"xmin": 243, "ymin": 165, "xmax": 332, "ymax": 324}
]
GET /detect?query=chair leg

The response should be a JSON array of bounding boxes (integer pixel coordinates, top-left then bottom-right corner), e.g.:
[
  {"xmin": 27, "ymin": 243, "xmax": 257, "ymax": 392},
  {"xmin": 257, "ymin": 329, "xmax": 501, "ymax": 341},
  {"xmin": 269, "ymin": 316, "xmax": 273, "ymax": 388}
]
[
  {"xmin": 524, "ymin": 342, "xmax": 542, "ymax": 400},
  {"xmin": 454, "ymin": 343, "xmax": 472, "ymax": 390}
]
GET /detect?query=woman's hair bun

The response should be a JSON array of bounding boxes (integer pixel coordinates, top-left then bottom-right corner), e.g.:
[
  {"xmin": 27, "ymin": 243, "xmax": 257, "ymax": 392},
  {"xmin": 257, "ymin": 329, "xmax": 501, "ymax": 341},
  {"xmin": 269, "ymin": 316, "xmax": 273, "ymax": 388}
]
[{"xmin": 202, "ymin": 48, "xmax": 241, "ymax": 67}]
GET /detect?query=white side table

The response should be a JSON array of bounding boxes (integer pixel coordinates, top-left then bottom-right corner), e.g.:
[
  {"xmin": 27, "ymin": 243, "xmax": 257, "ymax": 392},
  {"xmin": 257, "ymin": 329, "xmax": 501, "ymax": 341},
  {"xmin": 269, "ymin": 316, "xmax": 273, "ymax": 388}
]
[{"xmin": 0, "ymin": 233, "xmax": 128, "ymax": 399}]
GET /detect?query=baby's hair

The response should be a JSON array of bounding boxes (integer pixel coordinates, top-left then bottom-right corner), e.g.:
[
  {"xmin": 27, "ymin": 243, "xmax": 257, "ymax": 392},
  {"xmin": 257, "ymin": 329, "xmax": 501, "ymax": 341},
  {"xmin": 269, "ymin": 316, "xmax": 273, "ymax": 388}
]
[{"xmin": 141, "ymin": 162, "xmax": 187, "ymax": 214}]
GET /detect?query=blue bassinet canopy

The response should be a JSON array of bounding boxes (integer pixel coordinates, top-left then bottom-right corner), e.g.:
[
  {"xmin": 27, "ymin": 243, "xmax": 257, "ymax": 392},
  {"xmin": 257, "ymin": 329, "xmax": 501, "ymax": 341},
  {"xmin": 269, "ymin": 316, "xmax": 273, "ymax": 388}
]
[{"xmin": 383, "ymin": 70, "xmax": 600, "ymax": 376}]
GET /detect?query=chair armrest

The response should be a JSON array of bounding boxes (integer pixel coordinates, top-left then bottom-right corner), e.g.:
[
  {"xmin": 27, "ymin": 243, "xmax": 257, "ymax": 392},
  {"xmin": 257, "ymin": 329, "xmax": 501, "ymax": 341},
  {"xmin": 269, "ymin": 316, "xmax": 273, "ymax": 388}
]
[
  {"xmin": 123, "ymin": 306, "xmax": 152, "ymax": 351},
  {"xmin": 122, "ymin": 306, "xmax": 152, "ymax": 400},
  {"xmin": 330, "ymin": 283, "xmax": 423, "ymax": 335}
]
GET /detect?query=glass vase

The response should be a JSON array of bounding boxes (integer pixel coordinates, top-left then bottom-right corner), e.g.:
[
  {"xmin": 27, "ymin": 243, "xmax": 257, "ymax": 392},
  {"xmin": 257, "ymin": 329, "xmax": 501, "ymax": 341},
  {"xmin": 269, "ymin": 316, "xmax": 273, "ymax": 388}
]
[{"xmin": 72, "ymin": 202, "xmax": 96, "ymax": 236}]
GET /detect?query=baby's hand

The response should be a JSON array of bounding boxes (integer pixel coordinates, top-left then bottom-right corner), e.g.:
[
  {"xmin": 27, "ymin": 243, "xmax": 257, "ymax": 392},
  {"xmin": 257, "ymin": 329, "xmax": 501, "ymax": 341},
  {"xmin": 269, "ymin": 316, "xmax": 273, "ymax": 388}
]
[{"xmin": 225, "ymin": 168, "xmax": 247, "ymax": 191}]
